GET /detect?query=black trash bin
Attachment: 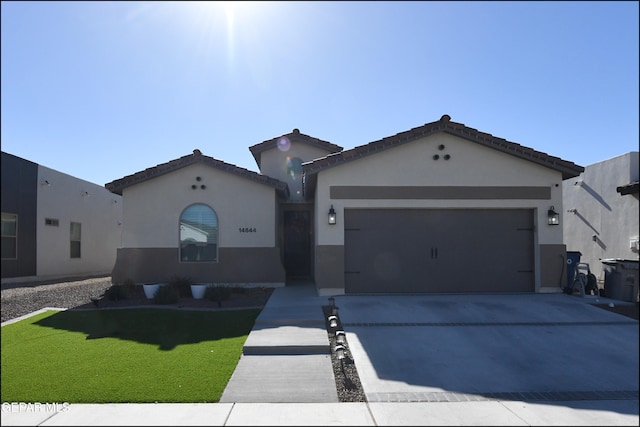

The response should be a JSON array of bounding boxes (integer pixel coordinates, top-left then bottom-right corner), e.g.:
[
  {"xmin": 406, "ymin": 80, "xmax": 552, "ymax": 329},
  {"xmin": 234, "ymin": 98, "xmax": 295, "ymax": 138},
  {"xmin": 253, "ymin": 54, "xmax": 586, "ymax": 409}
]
[
  {"xmin": 601, "ymin": 259, "xmax": 639, "ymax": 302},
  {"xmin": 566, "ymin": 251, "xmax": 582, "ymax": 289}
]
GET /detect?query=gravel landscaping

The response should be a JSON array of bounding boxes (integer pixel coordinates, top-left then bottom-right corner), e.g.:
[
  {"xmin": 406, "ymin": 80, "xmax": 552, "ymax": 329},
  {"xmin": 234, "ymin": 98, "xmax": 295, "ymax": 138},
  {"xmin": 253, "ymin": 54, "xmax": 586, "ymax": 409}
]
[{"xmin": 1, "ymin": 276, "xmax": 113, "ymax": 324}]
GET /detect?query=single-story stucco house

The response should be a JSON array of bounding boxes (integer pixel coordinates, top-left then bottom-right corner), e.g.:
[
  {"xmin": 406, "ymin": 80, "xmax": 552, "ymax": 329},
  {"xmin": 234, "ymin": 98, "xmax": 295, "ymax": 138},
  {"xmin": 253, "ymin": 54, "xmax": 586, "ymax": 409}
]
[{"xmin": 105, "ymin": 115, "xmax": 585, "ymax": 296}]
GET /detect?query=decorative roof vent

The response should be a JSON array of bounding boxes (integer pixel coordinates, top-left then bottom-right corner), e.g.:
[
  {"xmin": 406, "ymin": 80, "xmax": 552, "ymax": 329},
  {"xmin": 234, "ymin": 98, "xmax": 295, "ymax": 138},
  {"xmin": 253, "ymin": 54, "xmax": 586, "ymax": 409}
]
[
  {"xmin": 292, "ymin": 128, "xmax": 300, "ymax": 134},
  {"xmin": 440, "ymin": 114, "xmax": 451, "ymax": 122},
  {"xmin": 193, "ymin": 149, "xmax": 202, "ymax": 156}
]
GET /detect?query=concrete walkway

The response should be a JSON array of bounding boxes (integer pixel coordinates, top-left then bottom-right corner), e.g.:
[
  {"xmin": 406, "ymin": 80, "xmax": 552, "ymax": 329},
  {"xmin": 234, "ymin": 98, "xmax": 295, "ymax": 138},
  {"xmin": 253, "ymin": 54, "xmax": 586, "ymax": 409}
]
[{"xmin": 2, "ymin": 284, "xmax": 638, "ymax": 426}]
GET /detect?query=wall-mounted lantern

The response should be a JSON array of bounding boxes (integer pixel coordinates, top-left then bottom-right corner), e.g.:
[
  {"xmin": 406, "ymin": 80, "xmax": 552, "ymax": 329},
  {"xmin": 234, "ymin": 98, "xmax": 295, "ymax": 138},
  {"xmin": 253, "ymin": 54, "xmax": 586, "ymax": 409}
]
[
  {"xmin": 328, "ymin": 205, "xmax": 337, "ymax": 225},
  {"xmin": 548, "ymin": 206, "xmax": 560, "ymax": 225}
]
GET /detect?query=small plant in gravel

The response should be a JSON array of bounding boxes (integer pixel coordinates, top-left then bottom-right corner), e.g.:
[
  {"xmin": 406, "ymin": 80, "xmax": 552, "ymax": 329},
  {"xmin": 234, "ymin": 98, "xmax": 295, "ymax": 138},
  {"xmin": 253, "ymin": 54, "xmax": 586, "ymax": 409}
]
[
  {"xmin": 153, "ymin": 284, "xmax": 180, "ymax": 305},
  {"xmin": 103, "ymin": 279, "xmax": 137, "ymax": 301},
  {"xmin": 168, "ymin": 275, "xmax": 193, "ymax": 298},
  {"xmin": 206, "ymin": 285, "xmax": 233, "ymax": 307},
  {"xmin": 103, "ymin": 286, "xmax": 128, "ymax": 301}
]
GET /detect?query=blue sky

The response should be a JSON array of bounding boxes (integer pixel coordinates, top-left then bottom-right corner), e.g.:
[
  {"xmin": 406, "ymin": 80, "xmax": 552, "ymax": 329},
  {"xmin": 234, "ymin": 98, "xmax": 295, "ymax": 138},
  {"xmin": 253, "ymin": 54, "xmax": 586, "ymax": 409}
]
[{"xmin": 2, "ymin": 1, "xmax": 638, "ymax": 186}]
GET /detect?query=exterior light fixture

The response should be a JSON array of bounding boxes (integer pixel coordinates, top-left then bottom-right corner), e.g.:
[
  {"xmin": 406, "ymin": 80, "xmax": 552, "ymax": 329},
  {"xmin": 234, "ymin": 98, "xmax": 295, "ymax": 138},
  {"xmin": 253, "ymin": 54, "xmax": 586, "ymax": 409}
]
[
  {"xmin": 548, "ymin": 206, "xmax": 559, "ymax": 225},
  {"xmin": 328, "ymin": 205, "xmax": 337, "ymax": 225},
  {"xmin": 335, "ymin": 330, "xmax": 346, "ymax": 345},
  {"xmin": 82, "ymin": 191, "xmax": 90, "ymax": 197},
  {"xmin": 41, "ymin": 179, "xmax": 50, "ymax": 186},
  {"xmin": 328, "ymin": 315, "xmax": 338, "ymax": 328}
]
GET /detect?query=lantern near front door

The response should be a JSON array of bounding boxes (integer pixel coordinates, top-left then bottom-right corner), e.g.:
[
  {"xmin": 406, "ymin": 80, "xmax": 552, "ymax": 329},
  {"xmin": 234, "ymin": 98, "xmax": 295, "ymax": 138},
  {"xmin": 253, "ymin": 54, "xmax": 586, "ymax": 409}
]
[
  {"xmin": 548, "ymin": 206, "xmax": 560, "ymax": 225},
  {"xmin": 328, "ymin": 205, "xmax": 337, "ymax": 225}
]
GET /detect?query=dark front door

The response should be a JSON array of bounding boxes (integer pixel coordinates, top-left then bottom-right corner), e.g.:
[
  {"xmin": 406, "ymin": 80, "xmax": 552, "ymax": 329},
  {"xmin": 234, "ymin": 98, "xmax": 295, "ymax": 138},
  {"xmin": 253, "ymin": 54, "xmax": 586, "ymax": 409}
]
[{"xmin": 283, "ymin": 210, "xmax": 311, "ymax": 278}]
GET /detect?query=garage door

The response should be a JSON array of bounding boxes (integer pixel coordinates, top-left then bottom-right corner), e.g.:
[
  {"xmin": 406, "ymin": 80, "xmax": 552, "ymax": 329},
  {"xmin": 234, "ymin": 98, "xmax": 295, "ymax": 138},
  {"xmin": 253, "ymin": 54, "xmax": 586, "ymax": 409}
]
[{"xmin": 344, "ymin": 209, "xmax": 534, "ymax": 293}]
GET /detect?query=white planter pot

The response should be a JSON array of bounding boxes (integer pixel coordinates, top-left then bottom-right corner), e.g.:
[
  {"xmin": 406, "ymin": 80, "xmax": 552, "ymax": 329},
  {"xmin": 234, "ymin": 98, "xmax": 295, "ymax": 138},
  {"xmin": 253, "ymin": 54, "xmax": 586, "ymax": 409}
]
[
  {"xmin": 191, "ymin": 284, "xmax": 208, "ymax": 300},
  {"xmin": 143, "ymin": 284, "xmax": 161, "ymax": 299}
]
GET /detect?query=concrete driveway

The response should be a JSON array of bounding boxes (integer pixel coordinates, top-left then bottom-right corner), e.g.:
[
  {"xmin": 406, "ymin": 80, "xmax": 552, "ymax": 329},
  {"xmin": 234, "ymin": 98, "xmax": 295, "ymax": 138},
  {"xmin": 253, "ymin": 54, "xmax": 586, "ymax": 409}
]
[{"xmin": 333, "ymin": 293, "xmax": 639, "ymax": 407}]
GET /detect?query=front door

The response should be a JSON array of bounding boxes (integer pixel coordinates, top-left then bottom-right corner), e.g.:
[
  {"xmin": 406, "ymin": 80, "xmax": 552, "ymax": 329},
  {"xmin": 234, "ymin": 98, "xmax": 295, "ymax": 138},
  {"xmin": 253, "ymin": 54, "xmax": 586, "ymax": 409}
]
[{"xmin": 283, "ymin": 210, "xmax": 311, "ymax": 279}]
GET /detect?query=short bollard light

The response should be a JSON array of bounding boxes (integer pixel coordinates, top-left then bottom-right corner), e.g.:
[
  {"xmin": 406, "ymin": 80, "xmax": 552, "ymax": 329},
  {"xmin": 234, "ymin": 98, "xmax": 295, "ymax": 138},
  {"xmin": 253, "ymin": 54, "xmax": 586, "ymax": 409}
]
[
  {"xmin": 328, "ymin": 315, "xmax": 338, "ymax": 328},
  {"xmin": 328, "ymin": 297, "xmax": 335, "ymax": 307},
  {"xmin": 335, "ymin": 330, "xmax": 346, "ymax": 344},
  {"xmin": 331, "ymin": 306, "xmax": 339, "ymax": 316},
  {"xmin": 334, "ymin": 345, "xmax": 346, "ymax": 360}
]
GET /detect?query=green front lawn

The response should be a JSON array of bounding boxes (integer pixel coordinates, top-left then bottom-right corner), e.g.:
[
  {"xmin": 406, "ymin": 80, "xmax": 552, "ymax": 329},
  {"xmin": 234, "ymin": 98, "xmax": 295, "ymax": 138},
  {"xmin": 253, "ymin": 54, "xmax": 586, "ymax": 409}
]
[{"xmin": 1, "ymin": 308, "xmax": 260, "ymax": 403}]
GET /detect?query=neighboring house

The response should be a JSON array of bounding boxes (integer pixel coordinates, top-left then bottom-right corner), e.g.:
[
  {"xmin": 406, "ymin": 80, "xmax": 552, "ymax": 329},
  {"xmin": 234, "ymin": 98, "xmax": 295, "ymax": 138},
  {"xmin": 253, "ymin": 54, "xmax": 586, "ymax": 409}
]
[
  {"xmin": 105, "ymin": 115, "xmax": 584, "ymax": 295},
  {"xmin": 1, "ymin": 151, "xmax": 123, "ymax": 283},
  {"xmin": 562, "ymin": 152, "xmax": 639, "ymax": 282}
]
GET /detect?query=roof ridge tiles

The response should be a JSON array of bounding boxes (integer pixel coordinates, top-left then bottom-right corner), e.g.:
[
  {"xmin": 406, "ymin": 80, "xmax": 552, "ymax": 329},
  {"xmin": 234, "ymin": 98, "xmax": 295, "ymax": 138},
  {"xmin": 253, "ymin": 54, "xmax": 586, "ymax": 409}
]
[
  {"xmin": 105, "ymin": 149, "xmax": 288, "ymax": 196},
  {"xmin": 302, "ymin": 115, "xmax": 584, "ymax": 180}
]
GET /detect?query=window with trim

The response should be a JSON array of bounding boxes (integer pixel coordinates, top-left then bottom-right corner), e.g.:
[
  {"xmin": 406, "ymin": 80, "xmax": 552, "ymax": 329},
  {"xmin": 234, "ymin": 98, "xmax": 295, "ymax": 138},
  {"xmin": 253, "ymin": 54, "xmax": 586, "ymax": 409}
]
[
  {"xmin": 180, "ymin": 204, "xmax": 218, "ymax": 262},
  {"xmin": 70, "ymin": 222, "xmax": 81, "ymax": 258},
  {"xmin": 1, "ymin": 212, "xmax": 17, "ymax": 260}
]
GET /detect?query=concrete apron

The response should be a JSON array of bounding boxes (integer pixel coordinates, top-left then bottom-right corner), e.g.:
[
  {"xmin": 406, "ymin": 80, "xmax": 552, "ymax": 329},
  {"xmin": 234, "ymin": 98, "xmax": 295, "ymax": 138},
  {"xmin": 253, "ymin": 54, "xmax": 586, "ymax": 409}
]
[{"xmin": 334, "ymin": 292, "xmax": 639, "ymax": 403}]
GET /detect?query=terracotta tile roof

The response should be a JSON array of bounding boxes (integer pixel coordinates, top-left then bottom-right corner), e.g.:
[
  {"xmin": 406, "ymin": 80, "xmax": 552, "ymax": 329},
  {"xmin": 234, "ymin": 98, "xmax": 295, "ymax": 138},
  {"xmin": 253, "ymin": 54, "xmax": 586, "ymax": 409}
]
[
  {"xmin": 105, "ymin": 149, "xmax": 289, "ymax": 196},
  {"xmin": 249, "ymin": 128, "xmax": 343, "ymax": 168},
  {"xmin": 302, "ymin": 115, "xmax": 585, "ymax": 180},
  {"xmin": 616, "ymin": 181, "xmax": 639, "ymax": 195}
]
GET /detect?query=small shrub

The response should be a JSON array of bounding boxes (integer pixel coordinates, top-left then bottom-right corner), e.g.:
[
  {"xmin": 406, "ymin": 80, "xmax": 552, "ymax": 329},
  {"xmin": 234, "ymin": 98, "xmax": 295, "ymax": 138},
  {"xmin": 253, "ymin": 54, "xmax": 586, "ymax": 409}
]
[
  {"xmin": 168, "ymin": 275, "xmax": 192, "ymax": 298},
  {"xmin": 206, "ymin": 286, "xmax": 232, "ymax": 307},
  {"xmin": 103, "ymin": 285, "xmax": 129, "ymax": 301},
  {"xmin": 153, "ymin": 284, "xmax": 180, "ymax": 305}
]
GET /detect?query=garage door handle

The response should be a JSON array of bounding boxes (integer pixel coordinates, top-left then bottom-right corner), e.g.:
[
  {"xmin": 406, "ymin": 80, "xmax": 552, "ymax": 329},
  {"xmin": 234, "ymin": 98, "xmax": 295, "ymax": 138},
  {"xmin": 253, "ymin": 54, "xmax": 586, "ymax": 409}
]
[
  {"xmin": 430, "ymin": 247, "xmax": 438, "ymax": 259},
  {"xmin": 434, "ymin": 247, "xmax": 438, "ymax": 259}
]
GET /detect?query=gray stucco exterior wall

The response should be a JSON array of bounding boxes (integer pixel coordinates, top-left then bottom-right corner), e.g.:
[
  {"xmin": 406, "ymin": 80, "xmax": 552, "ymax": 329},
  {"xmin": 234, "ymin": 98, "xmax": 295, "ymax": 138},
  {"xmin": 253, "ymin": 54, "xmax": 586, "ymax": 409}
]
[{"xmin": 563, "ymin": 152, "xmax": 639, "ymax": 281}]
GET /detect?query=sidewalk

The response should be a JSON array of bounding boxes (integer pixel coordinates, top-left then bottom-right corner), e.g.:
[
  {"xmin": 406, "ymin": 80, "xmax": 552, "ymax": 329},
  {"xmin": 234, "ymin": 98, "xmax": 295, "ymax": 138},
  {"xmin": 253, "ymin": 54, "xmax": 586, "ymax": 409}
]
[
  {"xmin": 2, "ymin": 284, "xmax": 638, "ymax": 426},
  {"xmin": 3, "ymin": 400, "xmax": 639, "ymax": 426}
]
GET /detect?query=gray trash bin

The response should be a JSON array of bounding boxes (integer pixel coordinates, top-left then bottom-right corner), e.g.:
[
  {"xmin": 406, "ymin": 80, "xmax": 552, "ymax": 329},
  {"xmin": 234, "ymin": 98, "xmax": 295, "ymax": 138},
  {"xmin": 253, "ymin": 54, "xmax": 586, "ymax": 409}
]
[{"xmin": 601, "ymin": 259, "xmax": 639, "ymax": 302}]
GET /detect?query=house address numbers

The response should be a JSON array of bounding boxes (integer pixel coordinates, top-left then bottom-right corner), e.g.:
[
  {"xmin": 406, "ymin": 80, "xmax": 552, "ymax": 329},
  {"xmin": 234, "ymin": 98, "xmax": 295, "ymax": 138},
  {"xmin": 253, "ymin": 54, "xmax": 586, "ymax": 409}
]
[{"xmin": 238, "ymin": 227, "xmax": 257, "ymax": 233}]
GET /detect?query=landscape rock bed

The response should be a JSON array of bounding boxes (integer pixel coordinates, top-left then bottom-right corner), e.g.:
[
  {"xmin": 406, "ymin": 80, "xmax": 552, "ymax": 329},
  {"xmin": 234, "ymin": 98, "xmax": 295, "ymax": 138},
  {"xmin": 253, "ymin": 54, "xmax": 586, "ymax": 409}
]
[
  {"xmin": 322, "ymin": 305, "xmax": 367, "ymax": 403},
  {"xmin": 1, "ymin": 278, "xmax": 273, "ymax": 323}
]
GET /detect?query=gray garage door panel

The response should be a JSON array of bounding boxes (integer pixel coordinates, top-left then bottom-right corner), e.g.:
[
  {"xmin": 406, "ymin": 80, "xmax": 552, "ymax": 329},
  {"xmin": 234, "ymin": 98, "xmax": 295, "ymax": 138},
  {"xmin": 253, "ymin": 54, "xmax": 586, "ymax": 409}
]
[{"xmin": 344, "ymin": 209, "xmax": 534, "ymax": 294}]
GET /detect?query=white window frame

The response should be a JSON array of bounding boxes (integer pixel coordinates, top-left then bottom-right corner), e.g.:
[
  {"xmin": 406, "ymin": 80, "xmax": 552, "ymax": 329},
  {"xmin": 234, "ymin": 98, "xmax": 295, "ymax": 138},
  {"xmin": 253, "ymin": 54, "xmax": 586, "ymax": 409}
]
[{"xmin": 179, "ymin": 204, "xmax": 218, "ymax": 262}]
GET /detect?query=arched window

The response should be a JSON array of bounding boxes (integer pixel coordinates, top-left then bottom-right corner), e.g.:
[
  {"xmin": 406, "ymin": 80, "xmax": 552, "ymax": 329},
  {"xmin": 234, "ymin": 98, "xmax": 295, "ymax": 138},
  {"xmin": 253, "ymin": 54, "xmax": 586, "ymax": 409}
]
[{"xmin": 179, "ymin": 204, "xmax": 218, "ymax": 262}]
